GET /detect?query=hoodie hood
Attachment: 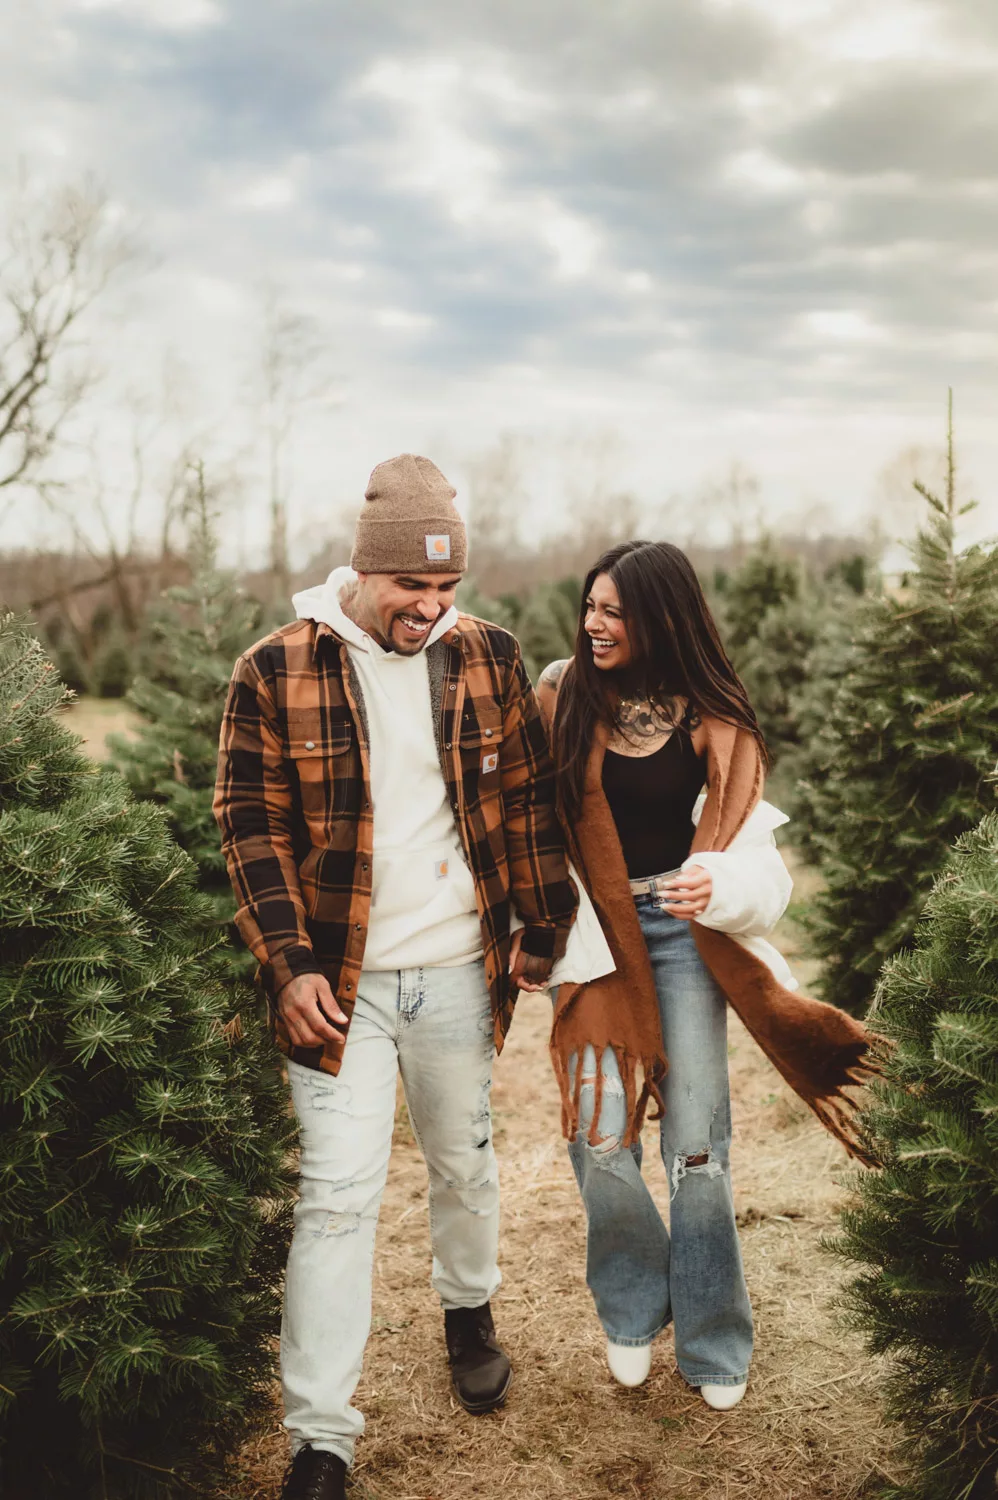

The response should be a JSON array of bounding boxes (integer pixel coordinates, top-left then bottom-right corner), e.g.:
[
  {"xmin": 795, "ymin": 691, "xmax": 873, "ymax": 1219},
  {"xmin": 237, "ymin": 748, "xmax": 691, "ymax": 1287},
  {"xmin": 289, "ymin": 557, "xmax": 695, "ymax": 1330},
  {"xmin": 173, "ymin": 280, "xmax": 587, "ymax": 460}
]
[{"xmin": 292, "ymin": 565, "xmax": 459, "ymax": 656}]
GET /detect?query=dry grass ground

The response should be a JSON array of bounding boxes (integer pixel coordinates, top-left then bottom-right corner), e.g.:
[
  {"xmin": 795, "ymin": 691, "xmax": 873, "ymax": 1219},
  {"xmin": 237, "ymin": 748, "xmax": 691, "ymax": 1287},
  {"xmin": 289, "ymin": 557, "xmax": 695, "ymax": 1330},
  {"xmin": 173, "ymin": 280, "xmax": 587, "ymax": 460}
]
[
  {"xmin": 62, "ymin": 695, "xmax": 139, "ymax": 760},
  {"xmin": 222, "ymin": 854, "xmax": 902, "ymax": 1500}
]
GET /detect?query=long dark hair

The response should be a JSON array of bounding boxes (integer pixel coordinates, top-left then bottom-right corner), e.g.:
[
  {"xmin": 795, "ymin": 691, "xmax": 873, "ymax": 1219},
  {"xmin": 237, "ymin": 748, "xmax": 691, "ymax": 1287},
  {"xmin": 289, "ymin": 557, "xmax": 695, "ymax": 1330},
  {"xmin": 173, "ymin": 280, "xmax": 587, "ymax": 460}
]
[{"xmin": 553, "ymin": 540, "xmax": 767, "ymax": 819}]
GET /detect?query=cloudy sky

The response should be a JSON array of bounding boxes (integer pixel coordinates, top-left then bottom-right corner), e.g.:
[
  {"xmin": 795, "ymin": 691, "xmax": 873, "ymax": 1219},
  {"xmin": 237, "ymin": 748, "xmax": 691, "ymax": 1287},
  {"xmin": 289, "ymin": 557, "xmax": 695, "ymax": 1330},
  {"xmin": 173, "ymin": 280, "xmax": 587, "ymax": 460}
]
[{"xmin": 3, "ymin": 0, "xmax": 998, "ymax": 557}]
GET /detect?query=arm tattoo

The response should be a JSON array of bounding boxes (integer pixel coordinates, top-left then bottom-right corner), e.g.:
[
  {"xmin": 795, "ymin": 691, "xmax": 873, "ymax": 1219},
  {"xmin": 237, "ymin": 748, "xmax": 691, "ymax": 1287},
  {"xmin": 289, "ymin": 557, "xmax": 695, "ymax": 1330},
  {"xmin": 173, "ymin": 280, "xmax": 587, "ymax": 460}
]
[{"xmin": 540, "ymin": 659, "xmax": 568, "ymax": 689}]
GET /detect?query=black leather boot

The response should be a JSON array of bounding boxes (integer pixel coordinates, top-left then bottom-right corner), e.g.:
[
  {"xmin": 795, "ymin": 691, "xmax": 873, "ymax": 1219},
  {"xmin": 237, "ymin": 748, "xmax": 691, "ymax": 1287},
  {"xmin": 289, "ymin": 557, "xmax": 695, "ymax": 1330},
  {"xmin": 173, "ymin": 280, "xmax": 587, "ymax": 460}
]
[
  {"xmin": 280, "ymin": 1445, "xmax": 347, "ymax": 1500},
  {"xmin": 444, "ymin": 1302, "xmax": 512, "ymax": 1413}
]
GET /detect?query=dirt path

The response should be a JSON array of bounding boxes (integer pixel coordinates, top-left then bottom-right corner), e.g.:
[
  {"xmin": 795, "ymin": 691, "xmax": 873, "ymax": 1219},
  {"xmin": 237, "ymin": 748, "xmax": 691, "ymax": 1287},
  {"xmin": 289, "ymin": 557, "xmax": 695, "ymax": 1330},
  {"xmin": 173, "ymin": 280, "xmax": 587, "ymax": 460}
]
[{"xmin": 227, "ymin": 863, "xmax": 899, "ymax": 1500}]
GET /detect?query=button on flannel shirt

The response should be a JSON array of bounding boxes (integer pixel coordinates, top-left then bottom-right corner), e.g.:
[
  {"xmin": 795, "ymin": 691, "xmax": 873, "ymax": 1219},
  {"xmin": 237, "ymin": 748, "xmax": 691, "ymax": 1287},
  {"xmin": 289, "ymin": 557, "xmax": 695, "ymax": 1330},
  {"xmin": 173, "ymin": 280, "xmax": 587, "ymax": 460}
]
[{"xmin": 213, "ymin": 613, "xmax": 577, "ymax": 1074}]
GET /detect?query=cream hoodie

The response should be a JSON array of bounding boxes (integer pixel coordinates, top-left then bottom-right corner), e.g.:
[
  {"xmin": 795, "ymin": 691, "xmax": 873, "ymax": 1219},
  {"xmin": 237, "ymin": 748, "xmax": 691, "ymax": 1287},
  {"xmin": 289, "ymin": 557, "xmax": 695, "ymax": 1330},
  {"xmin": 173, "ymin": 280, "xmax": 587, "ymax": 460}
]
[{"xmin": 291, "ymin": 567, "xmax": 483, "ymax": 971}]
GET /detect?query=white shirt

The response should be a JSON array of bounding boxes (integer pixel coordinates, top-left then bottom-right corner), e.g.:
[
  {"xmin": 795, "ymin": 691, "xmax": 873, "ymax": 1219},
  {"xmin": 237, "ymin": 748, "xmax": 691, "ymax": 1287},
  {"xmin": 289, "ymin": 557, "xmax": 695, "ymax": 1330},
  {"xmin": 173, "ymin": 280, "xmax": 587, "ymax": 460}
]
[{"xmin": 292, "ymin": 567, "xmax": 483, "ymax": 971}]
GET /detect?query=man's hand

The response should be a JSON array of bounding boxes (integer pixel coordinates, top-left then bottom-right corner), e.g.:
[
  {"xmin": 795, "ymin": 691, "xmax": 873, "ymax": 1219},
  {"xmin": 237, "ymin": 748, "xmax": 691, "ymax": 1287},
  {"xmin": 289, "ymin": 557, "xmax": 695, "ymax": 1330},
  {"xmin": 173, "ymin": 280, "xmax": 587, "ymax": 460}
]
[
  {"xmin": 509, "ymin": 929, "xmax": 555, "ymax": 992},
  {"xmin": 656, "ymin": 864, "xmax": 713, "ymax": 921},
  {"xmin": 278, "ymin": 972, "xmax": 349, "ymax": 1049}
]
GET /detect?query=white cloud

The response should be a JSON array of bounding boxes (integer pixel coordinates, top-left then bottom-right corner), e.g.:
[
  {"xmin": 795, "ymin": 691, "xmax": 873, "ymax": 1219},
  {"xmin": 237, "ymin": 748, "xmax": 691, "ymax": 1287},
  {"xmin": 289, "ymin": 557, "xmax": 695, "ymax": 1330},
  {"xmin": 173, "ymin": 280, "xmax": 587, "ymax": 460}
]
[
  {"xmin": 357, "ymin": 54, "xmax": 602, "ymax": 279},
  {"xmin": 70, "ymin": 0, "xmax": 221, "ymax": 28},
  {"xmin": 740, "ymin": 0, "xmax": 937, "ymax": 55},
  {"xmin": 189, "ymin": 272, "xmax": 250, "ymax": 316},
  {"xmin": 229, "ymin": 174, "xmax": 299, "ymax": 210},
  {"xmin": 802, "ymin": 308, "xmax": 886, "ymax": 343},
  {"xmin": 374, "ymin": 307, "xmax": 434, "ymax": 330},
  {"xmin": 724, "ymin": 146, "xmax": 806, "ymax": 194}
]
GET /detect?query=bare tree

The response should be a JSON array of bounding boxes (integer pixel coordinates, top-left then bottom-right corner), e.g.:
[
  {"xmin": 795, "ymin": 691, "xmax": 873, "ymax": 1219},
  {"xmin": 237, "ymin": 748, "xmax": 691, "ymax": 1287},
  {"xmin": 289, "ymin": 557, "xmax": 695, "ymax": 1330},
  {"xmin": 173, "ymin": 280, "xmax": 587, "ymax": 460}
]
[
  {"xmin": 0, "ymin": 177, "xmax": 133, "ymax": 511},
  {"xmin": 693, "ymin": 461, "xmax": 763, "ymax": 560},
  {"xmin": 465, "ymin": 433, "xmax": 533, "ymax": 554},
  {"xmin": 869, "ymin": 440, "xmax": 949, "ymax": 560},
  {"xmin": 258, "ymin": 286, "xmax": 331, "ymax": 609},
  {"xmin": 36, "ymin": 399, "xmax": 222, "ymax": 648}
]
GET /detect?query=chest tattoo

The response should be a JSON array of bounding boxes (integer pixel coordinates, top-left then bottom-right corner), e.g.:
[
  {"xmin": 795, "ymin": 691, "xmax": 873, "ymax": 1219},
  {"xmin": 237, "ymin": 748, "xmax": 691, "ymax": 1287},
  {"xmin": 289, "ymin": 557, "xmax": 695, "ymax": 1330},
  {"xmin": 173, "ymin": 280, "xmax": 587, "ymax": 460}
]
[{"xmin": 607, "ymin": 696, "xmax": 684, "ymax": 757}]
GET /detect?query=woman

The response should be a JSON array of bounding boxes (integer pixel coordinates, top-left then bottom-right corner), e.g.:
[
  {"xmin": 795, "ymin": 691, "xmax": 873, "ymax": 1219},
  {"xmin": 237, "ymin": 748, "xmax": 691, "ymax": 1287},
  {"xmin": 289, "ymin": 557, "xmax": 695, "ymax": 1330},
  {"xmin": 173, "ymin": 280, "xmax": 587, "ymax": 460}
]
[{"xmin": 537, "ymin": 540, "xmax": 879, "ymax": 1412}]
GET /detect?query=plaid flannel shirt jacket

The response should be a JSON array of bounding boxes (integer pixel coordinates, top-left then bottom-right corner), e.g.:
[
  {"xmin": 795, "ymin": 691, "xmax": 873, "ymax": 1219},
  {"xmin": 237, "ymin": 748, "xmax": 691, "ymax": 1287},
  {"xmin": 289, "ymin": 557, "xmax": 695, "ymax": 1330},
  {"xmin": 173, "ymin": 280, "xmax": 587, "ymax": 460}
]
[{"xmin": 213, "ymin": 612, "xmax": 577, "ymax": 1074}]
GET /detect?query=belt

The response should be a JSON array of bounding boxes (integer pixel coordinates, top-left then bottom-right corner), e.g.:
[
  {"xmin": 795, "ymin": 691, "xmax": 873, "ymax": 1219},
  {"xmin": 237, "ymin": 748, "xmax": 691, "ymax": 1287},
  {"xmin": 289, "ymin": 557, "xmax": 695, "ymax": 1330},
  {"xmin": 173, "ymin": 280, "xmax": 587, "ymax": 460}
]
[{"xmin": 628, "ymin": 866, "xmax": 683, "ymax": 897}]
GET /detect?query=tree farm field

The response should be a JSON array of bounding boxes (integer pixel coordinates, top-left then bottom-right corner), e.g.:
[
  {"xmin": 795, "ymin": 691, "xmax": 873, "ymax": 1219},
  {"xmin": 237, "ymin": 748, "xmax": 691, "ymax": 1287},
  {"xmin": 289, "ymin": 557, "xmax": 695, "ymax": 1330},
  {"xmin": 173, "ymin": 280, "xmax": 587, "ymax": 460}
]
[
  {"xmin": 63, "ymin": 688, "xmax": 902, "ymax": 1496},
  {"xmin": 217, "ymin": 849, "xmax": 900, "ymax": 1500}
]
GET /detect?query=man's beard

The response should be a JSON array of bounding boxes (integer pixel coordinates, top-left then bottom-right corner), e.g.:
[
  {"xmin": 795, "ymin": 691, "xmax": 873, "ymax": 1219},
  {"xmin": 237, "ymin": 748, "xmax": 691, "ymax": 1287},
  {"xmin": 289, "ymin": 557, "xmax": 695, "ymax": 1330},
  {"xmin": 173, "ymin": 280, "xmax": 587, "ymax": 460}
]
[{"xmin": 388, "ymin": 608, "xmax": 438, "ymax": 654}]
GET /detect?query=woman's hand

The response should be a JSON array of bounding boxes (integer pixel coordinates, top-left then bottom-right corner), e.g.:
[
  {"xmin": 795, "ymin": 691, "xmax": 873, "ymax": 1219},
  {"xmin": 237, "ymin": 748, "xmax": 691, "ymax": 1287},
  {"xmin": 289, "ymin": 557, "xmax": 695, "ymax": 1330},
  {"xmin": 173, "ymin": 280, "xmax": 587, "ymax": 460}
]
[
  {"xmin": 509, "ymin": 928, "xmax": 554, "ymax": 992},
  {"xmin": 655, "ymin": 865, "xmax": 713, "ymax": 921}
]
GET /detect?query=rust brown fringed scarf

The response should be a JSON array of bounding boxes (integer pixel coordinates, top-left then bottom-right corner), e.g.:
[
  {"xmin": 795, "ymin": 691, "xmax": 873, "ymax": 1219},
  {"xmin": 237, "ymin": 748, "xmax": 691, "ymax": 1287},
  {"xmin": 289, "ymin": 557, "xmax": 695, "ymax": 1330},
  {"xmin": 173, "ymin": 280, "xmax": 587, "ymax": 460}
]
[{"xmin": 545, "ymin": 705, "xmax": 883, "ymax": 1167}]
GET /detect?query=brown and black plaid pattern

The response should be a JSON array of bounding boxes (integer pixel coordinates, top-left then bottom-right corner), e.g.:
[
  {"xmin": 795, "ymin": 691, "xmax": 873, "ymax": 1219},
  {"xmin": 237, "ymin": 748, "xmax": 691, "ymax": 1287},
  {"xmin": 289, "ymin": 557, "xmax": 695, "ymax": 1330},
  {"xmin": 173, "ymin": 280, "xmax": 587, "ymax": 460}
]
[{"xmin": 213, "ymin": 614, "xmax": 577, "ymax": 1074}]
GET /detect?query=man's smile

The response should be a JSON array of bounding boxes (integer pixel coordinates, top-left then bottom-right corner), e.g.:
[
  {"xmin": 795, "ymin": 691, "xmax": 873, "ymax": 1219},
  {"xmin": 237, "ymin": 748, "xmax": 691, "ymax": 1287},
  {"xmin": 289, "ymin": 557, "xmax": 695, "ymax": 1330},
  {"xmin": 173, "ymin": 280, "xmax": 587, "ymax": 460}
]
[{"xmin": 395, "ymin": 612, "xmax": 434, "ymax": 639}]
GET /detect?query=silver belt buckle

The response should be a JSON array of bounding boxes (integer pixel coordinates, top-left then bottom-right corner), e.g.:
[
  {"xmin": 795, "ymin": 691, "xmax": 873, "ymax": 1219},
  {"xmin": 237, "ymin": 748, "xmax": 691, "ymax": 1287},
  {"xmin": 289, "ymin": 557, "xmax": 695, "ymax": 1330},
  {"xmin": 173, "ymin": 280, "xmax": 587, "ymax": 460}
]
[{"xmin": 629, "ymin": 866, "xmax": 683, "ymax": 898}]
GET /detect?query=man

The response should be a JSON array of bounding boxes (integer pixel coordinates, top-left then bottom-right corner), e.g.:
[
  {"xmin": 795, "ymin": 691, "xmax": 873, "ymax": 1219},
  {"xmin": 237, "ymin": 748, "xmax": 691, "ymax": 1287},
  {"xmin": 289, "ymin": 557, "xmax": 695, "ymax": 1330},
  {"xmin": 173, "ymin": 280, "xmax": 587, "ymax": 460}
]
[{"xmin": 214, "ymin": 454, "xmax": 577, "ymax": 1500}]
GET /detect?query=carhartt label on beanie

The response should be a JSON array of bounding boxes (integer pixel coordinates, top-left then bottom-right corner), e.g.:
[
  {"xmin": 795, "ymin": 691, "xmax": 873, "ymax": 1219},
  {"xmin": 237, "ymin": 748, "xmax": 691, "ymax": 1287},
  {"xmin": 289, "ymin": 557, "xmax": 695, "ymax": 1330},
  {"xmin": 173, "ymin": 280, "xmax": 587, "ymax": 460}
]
[{"xmin": 350, "ymin": 454, "xmax": 467, "ymax": 574}]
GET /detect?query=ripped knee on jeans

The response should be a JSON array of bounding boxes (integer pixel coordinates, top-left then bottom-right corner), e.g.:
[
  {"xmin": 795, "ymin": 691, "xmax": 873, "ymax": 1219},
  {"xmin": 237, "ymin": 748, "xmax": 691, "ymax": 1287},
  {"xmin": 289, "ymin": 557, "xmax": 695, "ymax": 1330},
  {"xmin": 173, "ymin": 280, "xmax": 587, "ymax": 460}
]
[
  {"xmin": 575, "ymin": 1129, "xmax": 625, "ymax": 1168},
  {"xmin": 670, "ymin": 1145, "xmax": 724, "ymax": 1196},
  {"xmin": 308, "ymin": 1209, "xmax": 363, "ymax": 1239},
  {"xmin": 576, "ymin": 1071, "xmax": 626, "ymax": 1155}
]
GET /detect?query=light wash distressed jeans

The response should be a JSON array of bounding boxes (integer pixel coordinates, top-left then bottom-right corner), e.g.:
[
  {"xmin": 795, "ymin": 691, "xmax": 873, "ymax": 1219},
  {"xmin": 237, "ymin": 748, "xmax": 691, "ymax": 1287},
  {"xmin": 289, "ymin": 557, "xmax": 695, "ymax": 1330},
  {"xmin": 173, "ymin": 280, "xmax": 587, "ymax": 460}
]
[
  {"xmin": 281, "ymin": 961, "xmax": 500, "ymax": 1467},
  {"xmin": 568, "ymin": 897, "xmax": 753, "ymax": 1389}
]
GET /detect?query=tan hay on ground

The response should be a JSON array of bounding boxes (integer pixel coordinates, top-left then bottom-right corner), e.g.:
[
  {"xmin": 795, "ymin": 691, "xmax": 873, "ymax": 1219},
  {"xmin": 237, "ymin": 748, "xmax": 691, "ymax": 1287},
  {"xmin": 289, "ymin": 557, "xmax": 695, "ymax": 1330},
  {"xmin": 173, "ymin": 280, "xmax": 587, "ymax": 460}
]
[
  {"xmin": 63, "ymin": 695, "xmax": 140, "ymax": 761},
  {"xmin": 223, "ymin": 855, "xmax": 901, "ymax": 1500}
]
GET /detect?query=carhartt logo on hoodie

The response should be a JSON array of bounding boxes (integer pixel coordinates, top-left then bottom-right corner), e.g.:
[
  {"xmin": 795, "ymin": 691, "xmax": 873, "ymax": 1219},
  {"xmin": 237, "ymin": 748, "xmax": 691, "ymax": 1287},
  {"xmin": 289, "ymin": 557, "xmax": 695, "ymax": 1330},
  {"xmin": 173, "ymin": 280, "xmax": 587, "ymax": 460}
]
[{"xmin": 425, "ymin": 534, "xmax": 451, "ymax": 561}]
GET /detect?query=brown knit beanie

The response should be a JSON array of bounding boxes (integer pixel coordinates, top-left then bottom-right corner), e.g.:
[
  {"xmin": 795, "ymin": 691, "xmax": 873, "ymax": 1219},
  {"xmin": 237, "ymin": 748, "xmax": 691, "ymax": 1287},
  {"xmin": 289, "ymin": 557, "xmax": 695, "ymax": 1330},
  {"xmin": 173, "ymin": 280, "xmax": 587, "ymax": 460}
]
[{"xmin": 350, "ymin": 454, "xmax": 467, "ymax": 574}]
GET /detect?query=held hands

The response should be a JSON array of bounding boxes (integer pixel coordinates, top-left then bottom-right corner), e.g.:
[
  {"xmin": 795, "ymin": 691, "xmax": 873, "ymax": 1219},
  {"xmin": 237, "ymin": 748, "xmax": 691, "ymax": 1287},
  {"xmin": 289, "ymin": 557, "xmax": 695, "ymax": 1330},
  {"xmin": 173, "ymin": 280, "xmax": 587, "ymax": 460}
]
[
  {"xmin": 656, "ymin": 864, "xmax": 712, "ymax": 921},
  {"xmin": 277, "ymin": 972, "xmax": 348, "ymax": 1049},
  {"xmin": 508, "ymin": 928, "xmax": 555, "ymax": 993}
]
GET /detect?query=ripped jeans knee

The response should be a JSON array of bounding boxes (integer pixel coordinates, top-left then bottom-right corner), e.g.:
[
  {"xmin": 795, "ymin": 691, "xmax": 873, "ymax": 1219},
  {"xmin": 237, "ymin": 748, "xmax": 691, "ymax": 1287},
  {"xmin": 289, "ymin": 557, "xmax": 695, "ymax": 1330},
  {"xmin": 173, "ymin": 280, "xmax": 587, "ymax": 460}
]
[
  {"xmin": 295, "ymin": 1180, "xmax": 382, "ymax": 1241},
  {"xmin": 570, "ymin": 1044, "xmax": 628, "ymax": 1155},
  {"xmin": 667, "ymin": 1144, "xmax": 725, "ymax": 1198}
]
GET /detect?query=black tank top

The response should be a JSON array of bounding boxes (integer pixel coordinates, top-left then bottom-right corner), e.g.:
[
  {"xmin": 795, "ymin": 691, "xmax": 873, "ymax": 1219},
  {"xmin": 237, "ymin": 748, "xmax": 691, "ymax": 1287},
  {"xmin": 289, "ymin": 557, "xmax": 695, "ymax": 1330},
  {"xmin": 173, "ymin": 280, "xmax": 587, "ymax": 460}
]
[{"xmin": 601, "ymin": 720, "xmax": 706, "ymax": 880}]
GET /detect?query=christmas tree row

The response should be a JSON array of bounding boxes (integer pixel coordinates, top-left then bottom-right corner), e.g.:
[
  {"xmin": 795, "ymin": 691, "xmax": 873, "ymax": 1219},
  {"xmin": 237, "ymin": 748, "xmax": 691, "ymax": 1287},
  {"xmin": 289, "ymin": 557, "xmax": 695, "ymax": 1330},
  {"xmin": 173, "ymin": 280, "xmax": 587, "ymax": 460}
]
[{"xmin": 0, "ymin": 612, "xmax": 294, "ymax": 1498}]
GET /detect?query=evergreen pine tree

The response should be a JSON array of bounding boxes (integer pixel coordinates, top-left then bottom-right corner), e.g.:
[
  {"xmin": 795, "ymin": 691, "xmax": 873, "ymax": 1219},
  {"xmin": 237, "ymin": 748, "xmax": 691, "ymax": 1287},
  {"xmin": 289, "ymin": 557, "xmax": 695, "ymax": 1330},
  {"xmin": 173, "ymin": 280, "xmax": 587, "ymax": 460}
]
[
  {"xmin": 720, "ymin": 536, "xmax": 801, "ymax": 655},
  {"xmin": 457, "ymin": 578, "xmax": 519, "ymax": 635},
  {"xmin": 110, "ymin": 464, "xmax": 262, "ymax": 988},
  {"xmin": 793, "ymin": 399, "xmax": 998, "ymax": 1014},
  {"xmin": 735, "ymin": 589, "xmax": 829, "ymax": 767},
  {"xmin": 459, "ymin": 577, "xmax": 579, "ymax": 684},
  {"xmin": 0, "ymin": 616, "xmax": 294, "ymax": 1498},
  {"xmin": 832, "ymin": 813, "xmax": 998, "ymax": 1499},
  {"xmin": 723, "ymin": 541, "xmax": 868, "ymax": 770},
  {"xmin": 782, "ymin": 603, "xmax": 864, "ymax": 861},
  {"xmin": 515, "ymin": 577, "xmax": 581, "ymax": 683}
]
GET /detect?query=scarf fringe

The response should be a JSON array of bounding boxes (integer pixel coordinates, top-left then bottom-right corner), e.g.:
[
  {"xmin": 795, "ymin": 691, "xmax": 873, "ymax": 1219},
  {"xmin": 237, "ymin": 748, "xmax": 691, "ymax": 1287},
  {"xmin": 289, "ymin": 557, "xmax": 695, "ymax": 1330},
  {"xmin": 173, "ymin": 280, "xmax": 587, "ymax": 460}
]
[
  {"xmin": 797, "ymin": 1040, "xmax": 888, "ymax": 1168},
  {"xmin": 551, "ymin": 1036, "xmax": 886, "ymax": 1164},
  {"xmin": 550, "ymin": 1041, "xmax": 666, "ymax": 1149}
]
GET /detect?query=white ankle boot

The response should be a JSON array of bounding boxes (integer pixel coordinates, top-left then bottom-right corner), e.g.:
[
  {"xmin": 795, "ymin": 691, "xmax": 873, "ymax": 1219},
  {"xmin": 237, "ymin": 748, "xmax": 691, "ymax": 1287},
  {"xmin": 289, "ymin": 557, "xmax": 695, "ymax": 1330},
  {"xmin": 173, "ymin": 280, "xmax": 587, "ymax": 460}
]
[
  {"xmin": 700, "ymin": 1380, "xmax": 746, "ymax": 1410},
  {"xmin": 606, "ymin": 1340, "xmax": 652, "ymax": 1388}
]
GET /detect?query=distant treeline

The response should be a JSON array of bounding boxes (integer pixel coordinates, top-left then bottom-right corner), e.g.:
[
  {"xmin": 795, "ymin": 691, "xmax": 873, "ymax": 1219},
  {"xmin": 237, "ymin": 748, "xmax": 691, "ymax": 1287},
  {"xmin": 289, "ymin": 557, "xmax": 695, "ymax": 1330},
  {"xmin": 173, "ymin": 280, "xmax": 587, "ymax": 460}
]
[{"xmin": 3, "ymin": 524, "xmax": 872, "ymax": 707}]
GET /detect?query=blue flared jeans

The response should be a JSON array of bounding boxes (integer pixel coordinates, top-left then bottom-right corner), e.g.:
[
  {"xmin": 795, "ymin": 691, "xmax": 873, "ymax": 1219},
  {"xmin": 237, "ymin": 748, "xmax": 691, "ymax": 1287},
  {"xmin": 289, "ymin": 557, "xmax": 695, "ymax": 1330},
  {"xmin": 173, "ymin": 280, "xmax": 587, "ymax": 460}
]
[{"xmin": 567, "ymin": 896, "xmax": 753, "ymax": 1388}]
